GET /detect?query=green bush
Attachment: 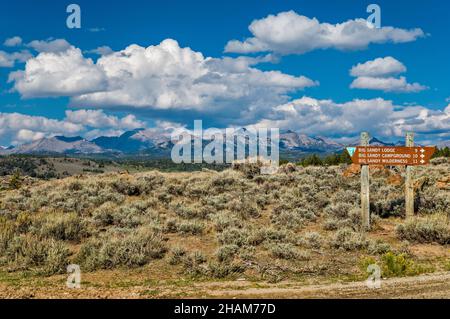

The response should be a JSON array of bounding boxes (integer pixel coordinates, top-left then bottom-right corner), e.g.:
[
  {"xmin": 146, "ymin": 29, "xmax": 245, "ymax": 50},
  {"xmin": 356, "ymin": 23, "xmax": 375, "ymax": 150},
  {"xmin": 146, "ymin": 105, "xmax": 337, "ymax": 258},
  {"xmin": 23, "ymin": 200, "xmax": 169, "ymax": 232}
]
[{"xmin": 381, "ymin": 252, "xmax": 423, "ymax": 277}]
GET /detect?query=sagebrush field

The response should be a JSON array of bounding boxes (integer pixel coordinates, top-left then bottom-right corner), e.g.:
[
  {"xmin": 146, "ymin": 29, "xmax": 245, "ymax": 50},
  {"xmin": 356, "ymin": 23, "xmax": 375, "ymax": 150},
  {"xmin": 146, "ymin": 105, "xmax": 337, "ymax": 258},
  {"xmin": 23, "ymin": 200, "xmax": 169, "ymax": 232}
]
[{"xmin": 0, "ymin": 158, "xmax": 448, "ymax": 298}]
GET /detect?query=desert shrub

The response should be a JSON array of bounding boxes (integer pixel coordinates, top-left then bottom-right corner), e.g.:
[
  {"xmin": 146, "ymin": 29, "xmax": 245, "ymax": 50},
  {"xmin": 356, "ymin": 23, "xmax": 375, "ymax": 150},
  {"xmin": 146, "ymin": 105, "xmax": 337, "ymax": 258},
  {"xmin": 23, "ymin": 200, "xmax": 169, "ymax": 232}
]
[
  {"xmin": 0, "ymin": 219, "xmax": 15, "ymax": 255},
  {"xmin": 239, "ymin": 246, "xmax": 256, "ymax": 261},
  {"xmin": 171, "ymin": 203, "xmax": 209, "ymax": 220},
  {"xmin": 332, "ymin": 189, "xmax": 359, "ymax": 204},
  {"xmin": 216, "ymin": 244, "xmax": 239, "ymax": 262},
  {"xmin": 228, "ymin": 198, "xmax": 260, "ymax": 219},
  {"xmin": 431, "ymin": 157, "xmax": 448, "ymax": 165},
  {"xmin": 67, "ymin": 180, "xmax": 83, "ymax": 191},
  {"xmin": 324, "ymin": 202, "xmax": 355, "ymax": 219},
  {"xmin": 207, "ymin": 261, "xmax": 246, "ymax": 279},
  {"xmin": 184, "ymin": 179, "xmax": 210, "ymax": 198},
  {"xmin": 255, "ymin": 194, "xmax": 270, "ymax": 208},
  {"xmin": 210, "ymin": 171, "xmax": 239, "ymax": 189},
  {"xmin": 92, "ymin": 202, "xmax": 150, "ymax": 229},
  {"xmin": 301, "ymin": 232, "xmax": 323, "ymax": 249},
  {"xmin": 323, "ymin": 218, "xmax": 339, "ymax": 231},
  {"xmin": 367, "ymin": 240, "xmax": 391, "ymax": 255},
  {"xmin": 1, "ymin": 235, "xmax": 69, "ymax": 275},
  {"xmin": 217, "ymin": 227, "xmax": 249, "ymax": 247},
  {"xmin": 203, "ymin": 194, "xmax": 232, "ymax": 211},
  {"xmin": 177, "ymin": 221, "xmax": 205, "ymax": 235},
  {"xmin": 330, "ymin": 228, "xmax": 368, "ymax": 251},
  {"xmin": 33, "ymin": 212, "xmax": 87, "ymax": 242},
  {"xmin": 77, "ymin": 228, "xmax": 167, "ymax": 270},
  {"xmin": 92, "ymin": 202, "xmax": 117, "ymax": 227},
  {"xmin": 42, "ymin": 241, "xmax": 71, "ymax": 275},
  {"xmin": 232, "ymin": 160, "xmax": 263, "ymax": 179},
  {"xmin": 180, "ymin": 251, "xmax": 208, "ymax": 277},
  {"xmin": 271, "ymin": 209, "xmax": 304, "ymax": 229},
  {"xmin": 246, "ymin": 227, "xmax": 290, "ymax": 246},
  {"xmin": 372, "ymin": 197, "xmax": 405, "ymax": 218},
  {"xmin": 110, "ymin": 178, "xmax": 146, "ymax": 196},
  {"xmin": 311, "ymin": 192, "xmax": 330, "ymax": 209},
  {"xmin": 155, "ymin": 189, "xmax": 173, "ymax": 204},
  {"xmin": 166, "ymin": 183, "xmax": 185, "ymax": 196},
  {"xmin": 323, "ymin": 215, "xmax": 360, "ymax": 231},
  {"xmin": 211, "ymin": 212, "xmax": 243, "ymax": 232},
  {"xmin": 169, "ymin": 247, "xmax": 187, "ymax": 265},
  {"xmin": 164, "ymin": 219, "xmax": 179, "ymax": 233},
  {"xmin": 278, "ymin": 163, "xmax": 297, "ymax": 174},
  {"xmin": 416, "ymin": 189, "xmax": 450, "ymax": 215},
  {"xmin": 267, "ymin": 243, "xmax": 308, "ymax": 260},
  {"xmin": 396, "ymin": 216, "xmax": 450, "ymax": 245},
  {"xmin": 192, "ymin": 251, "xmax": 207, "ymax": 264},
  {"xmin": 15, "ymin": 212, "xmax": 33, "ymax": 233}
]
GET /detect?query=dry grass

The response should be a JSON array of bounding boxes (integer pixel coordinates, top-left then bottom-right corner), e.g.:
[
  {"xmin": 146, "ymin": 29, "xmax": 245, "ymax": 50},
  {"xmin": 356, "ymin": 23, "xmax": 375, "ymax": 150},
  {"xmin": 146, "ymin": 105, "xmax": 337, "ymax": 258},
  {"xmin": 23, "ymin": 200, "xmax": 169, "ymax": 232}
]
[{"xmin": 0, "ymin": 160, "xmax": 448, "ymax": 285}]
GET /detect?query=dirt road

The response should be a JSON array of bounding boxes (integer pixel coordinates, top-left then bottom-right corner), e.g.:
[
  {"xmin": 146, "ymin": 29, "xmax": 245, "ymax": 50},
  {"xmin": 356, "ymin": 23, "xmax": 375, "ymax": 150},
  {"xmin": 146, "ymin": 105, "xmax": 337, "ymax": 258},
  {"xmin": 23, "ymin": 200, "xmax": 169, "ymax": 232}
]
[{"xmin": 0, "ymin": 272, "xmax": 449, "ymax": 299}]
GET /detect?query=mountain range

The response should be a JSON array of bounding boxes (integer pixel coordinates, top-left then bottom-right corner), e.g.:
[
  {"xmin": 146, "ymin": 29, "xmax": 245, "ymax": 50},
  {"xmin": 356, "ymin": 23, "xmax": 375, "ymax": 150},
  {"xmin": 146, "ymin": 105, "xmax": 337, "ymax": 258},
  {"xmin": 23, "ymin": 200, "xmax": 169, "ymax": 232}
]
[{"xmin": 0, "ymin": 128, "xmax": 426, "ymax": 157}]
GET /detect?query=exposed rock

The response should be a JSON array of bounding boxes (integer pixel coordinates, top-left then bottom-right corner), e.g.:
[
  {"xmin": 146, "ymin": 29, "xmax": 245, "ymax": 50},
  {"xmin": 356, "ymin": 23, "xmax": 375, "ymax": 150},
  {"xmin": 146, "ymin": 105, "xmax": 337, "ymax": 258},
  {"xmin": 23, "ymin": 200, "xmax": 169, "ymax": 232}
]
[
  {"xmin": 436, "ymin": 176, "xmax": 450, "ymax": 190},
  {"xmin": 387, "ymin": 173, "xmax": 403, "ymax": 186},
  {"xmin": 370, "ymin": 165, "xmax": 391, "ymax": 177},
  {"xmin": 343, "ymin": 164, "xmax": 360, "ymax": 177}
]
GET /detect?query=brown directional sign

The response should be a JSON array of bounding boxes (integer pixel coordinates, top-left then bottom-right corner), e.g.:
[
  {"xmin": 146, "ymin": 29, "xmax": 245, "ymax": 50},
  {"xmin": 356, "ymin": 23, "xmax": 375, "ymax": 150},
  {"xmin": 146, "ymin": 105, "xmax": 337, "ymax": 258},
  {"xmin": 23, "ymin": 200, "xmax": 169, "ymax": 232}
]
[{"xmin": 347, "ymin": 146, "xmax": 436, "ymax": 166}]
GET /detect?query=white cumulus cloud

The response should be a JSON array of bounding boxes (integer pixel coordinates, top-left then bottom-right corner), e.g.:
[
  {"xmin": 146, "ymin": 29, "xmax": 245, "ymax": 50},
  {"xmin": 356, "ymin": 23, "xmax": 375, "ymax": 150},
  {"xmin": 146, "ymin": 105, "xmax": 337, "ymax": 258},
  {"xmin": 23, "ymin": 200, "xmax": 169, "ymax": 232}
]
[
  {"xmin": 85, "ymin": 46, "xmax": 114, "ymax": 56},
  {"xmin": 27, "ymin": 38, "xmax": 72, "ymax": 53},
  {"xmin": 0, "ymin": 110, "xmax": 148, "ymax": 145},
  {"xmin": 9, "ymin": 47, "xmax": 108, "ymax": 97},
  {"xmin": 350, "ymin": 76, "xmax": 427, "ymax": 93},
  {"xmin": 225, "ymin": 11, "xmax": 425, "ymax": 55},
  {"xmin": 253, "ymin": 97, "xmax": 449, "ymax": 142},
  {"xmin": 9, "ymin": 39, "xmax": 318, "ymax": 125},
  {"xmin": 65, "ymin": 109, "xmax": 144, "ymax": 130},
  {"xmin": 349, "ymin": 57, "xmax": 427, "ymax": 93},
  {"xmin": 0, "ymin": 50, "xmax": 32, "ymax": 68},
  {"xmin": 350, "ymin": 56, "xmax": 406, "ymax": 77},
  {"xmin": 4, "ymin": 36, "xmax": 23, "ymax": 47}
]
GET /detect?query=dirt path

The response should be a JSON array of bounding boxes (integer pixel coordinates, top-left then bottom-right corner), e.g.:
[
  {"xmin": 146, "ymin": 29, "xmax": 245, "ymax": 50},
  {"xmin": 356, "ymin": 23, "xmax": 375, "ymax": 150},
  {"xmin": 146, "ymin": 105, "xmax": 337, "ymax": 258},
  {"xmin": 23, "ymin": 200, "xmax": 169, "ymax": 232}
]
[
  {"xmin": 0, "ymin": 272, "xmax": 449, "ymax": 299},
  {"xmin": 202, "ymin": 272, "xmax": 450, "ymax": 299}
]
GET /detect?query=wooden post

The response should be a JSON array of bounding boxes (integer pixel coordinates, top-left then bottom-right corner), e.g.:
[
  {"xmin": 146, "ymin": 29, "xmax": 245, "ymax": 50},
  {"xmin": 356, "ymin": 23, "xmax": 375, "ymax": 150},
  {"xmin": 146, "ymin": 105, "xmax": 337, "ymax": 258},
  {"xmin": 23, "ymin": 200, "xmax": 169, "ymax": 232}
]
[
  {"xmin": 361, "ymin": 132, "xmax": 370, "ymax": 231},
  {"xmin": 405, "ymin": 132, "xmax": 414, "ymax": 218}
]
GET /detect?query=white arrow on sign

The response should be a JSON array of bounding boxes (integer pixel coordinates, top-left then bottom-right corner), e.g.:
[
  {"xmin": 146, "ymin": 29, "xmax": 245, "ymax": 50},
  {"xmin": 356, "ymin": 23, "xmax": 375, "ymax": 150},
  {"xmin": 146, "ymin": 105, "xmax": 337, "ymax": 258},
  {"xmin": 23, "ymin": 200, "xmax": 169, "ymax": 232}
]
[
  {"xmin": 420, "ymin": 149, "xmax": 425, "ymax": 153},
  {"xmin": 420, "ymin": 160, "xmax": 425, "ymax": 164},
  {"xmin": 420, "ymin": 154, "xmax": 425, "ymax": 158},
  {"xmin": 346, "ymin": 147, "xmax": 356, "ymax": 157}
]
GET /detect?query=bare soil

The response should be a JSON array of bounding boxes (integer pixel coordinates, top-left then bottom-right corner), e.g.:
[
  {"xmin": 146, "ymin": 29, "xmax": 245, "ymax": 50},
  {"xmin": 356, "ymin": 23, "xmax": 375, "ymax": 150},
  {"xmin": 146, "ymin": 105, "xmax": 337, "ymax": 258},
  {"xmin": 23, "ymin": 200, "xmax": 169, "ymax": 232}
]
[{"xmin": 1, "ymin": 270, "xmax": 449, "ymax": 299}]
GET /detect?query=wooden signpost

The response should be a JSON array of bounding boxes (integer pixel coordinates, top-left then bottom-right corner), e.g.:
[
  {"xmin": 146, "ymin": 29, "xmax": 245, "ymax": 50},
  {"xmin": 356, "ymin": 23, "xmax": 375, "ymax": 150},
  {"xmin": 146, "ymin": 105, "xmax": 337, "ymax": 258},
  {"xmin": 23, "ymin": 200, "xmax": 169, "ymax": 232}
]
[
  {"xmin": 347, "ymin": 132, "xmax": 436, "ymax": 231},
  {"xmin": 348, "ymin": 146, "xmax": 435, "ymax": 166}
]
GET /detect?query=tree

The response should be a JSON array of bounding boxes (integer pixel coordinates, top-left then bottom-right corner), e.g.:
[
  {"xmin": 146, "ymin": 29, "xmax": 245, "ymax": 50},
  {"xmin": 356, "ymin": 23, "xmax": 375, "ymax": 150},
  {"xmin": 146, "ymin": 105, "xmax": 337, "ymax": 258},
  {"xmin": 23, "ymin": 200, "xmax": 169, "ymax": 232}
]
[{"xmin": 9, "ymin": 169, "xmax": 22, "ymax": 190}]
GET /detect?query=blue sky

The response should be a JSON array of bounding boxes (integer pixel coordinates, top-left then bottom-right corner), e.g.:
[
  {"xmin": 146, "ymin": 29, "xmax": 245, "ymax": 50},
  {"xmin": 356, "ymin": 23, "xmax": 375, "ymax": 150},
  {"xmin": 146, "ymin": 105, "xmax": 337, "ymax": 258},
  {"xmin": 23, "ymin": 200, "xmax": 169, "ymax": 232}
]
[{"xmin": 0, "ymin": 0, "xmax": 449, "ymax": 146}]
